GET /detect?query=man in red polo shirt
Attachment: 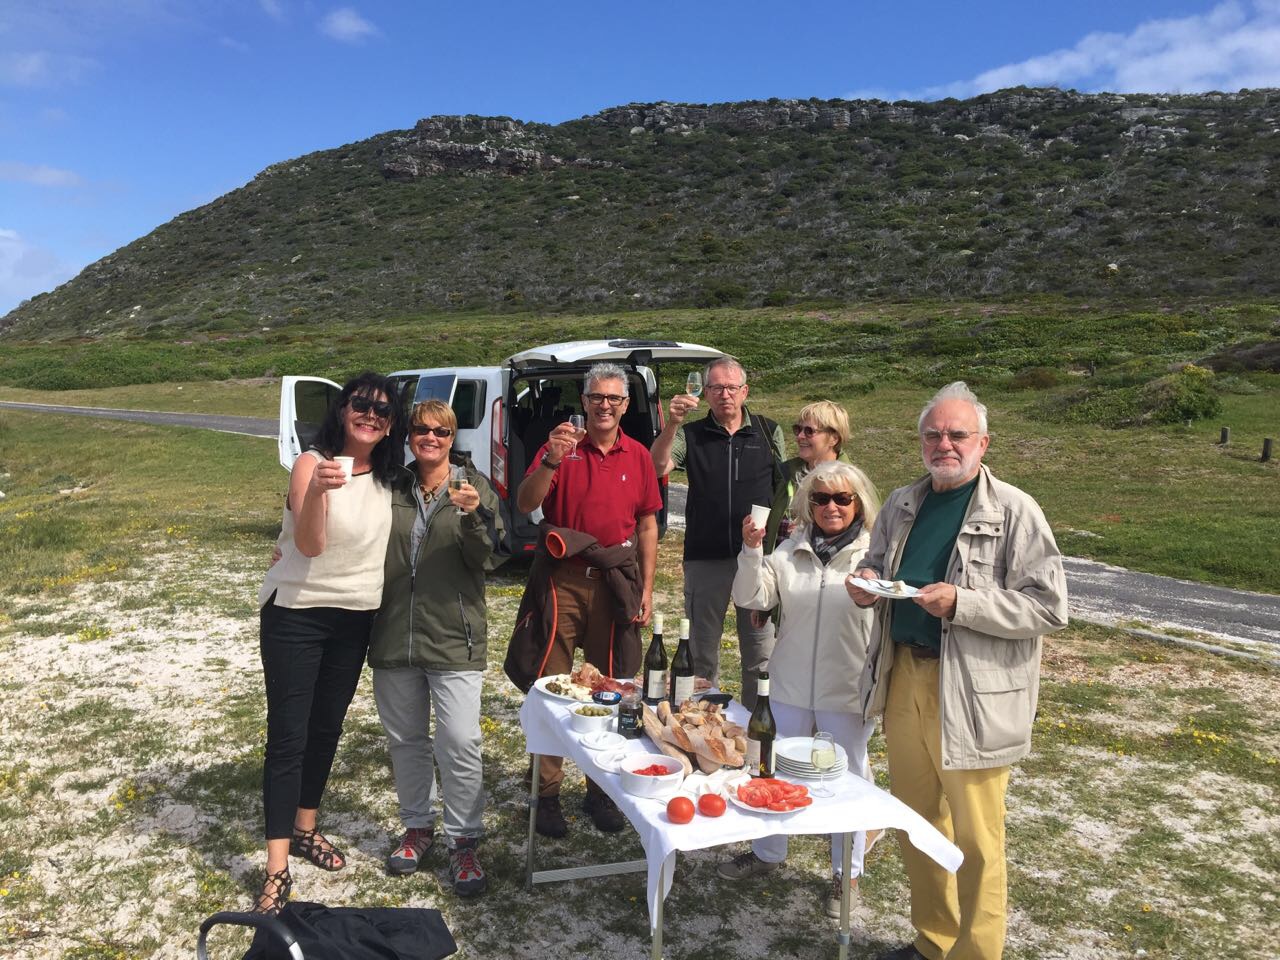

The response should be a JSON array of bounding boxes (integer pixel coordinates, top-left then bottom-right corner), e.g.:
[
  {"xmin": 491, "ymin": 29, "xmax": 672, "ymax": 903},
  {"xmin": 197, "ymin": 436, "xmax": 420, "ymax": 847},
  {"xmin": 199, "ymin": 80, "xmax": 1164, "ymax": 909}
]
[{"xmin": 516, "ymin": 361, "xmax": 662, "ymax": 836}]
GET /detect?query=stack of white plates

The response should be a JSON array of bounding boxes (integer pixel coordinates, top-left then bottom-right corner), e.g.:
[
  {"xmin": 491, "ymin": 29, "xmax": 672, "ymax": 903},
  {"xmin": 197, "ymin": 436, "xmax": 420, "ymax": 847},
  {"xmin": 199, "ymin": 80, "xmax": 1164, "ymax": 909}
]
[{"xmin": 773, "ymin": 736, "xmax": 848, "ymax": 779}]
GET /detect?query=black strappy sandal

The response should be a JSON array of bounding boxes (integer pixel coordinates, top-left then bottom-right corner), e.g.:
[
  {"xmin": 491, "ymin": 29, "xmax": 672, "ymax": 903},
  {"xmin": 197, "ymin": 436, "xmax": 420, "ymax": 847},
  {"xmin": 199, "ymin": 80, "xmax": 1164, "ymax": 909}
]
[
  {"xmin": 251, "ymin": 867, "xmax": 292, "ymax": 916},
  {"xmin": 290, "ymin": 826, "xmax": 346, "ymax": 871}
]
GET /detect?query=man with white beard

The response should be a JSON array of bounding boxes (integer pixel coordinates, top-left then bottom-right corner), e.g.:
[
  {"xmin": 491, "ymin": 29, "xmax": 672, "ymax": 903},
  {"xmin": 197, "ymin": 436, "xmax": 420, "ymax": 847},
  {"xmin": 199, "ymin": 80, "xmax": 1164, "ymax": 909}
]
[{"xmin": 847, "ymin": 382, "xmax": 1068, "ymax": 960}]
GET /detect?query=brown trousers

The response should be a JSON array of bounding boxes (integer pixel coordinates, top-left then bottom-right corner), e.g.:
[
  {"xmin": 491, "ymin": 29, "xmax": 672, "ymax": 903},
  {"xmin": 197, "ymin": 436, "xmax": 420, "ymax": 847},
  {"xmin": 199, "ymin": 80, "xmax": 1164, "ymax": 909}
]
[{"xmin": 537, "ymin": 562, "xmax": 620, "ymax": 797}]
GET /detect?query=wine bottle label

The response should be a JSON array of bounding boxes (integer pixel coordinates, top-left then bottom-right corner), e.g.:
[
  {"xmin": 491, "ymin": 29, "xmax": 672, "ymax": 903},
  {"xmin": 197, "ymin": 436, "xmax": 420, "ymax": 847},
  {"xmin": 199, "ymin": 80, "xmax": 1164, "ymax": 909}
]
[
  {"xmin": 757, "ymin": 677, "xmax": 770, "ymax": 697},
  {"xmin": 745, "ymin": 737, "xmax": 775, "ymax": 776},
  {"xmin": 673, "ymin": 674, "xmax": 694, "ymax": 705},
  {"xmin": 645, "ymin": 671, "xmax": 666, "ymax": 699}
]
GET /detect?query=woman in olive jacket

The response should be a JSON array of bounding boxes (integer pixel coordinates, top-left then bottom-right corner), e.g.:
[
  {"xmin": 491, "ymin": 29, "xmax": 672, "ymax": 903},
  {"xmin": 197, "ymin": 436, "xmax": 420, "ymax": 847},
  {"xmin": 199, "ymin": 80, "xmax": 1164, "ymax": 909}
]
[{"xmin": 367, "ymin": 399, "xmax": 504, "ymax": 897}]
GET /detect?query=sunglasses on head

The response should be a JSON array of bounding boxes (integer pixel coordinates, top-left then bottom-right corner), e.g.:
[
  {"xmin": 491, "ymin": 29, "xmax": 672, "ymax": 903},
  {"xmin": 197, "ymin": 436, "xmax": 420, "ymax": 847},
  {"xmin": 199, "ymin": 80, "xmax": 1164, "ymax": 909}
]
[
  {"xmin": 410, "ymin": 424, "xmax": 453, "ymax": 438},
  {"xmin": 809, "ymin": 491, "xmax": 856, "ymax": 507},
  {"xmin": 792, "ymin": 423, "xmax": 827, "ymax": 437},
  {"xmin": 349, "ymin": 395, "xmax": 392, "ymax": 418}
]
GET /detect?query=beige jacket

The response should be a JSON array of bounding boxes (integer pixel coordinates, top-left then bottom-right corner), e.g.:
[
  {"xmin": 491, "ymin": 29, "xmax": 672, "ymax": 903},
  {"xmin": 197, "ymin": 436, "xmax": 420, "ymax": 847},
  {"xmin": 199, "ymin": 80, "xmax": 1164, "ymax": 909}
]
[
  {"xmin": 859, "ymin": 465, "xmax": 1068, "ymax": 769},
  {"xmin": 733, "ymin": 527, "xmax": 873, "ymax": 713}
]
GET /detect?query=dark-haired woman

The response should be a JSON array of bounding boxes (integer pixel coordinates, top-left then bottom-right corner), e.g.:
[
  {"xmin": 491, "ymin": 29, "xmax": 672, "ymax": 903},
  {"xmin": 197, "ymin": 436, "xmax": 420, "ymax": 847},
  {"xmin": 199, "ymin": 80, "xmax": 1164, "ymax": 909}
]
[{"xmin": 253, "ymin": 372, "xmax": 405, "ymax": 914}]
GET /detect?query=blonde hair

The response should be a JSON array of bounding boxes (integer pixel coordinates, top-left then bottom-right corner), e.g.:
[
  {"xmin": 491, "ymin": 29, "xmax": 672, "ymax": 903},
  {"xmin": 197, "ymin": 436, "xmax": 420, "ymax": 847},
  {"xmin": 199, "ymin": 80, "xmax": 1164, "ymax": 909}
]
[
  {"xmin": 797, "ymin": 400, "xmax": 851, "ymax": 454},
  {"xmin": 792, "ymin": 460, "xmax": 880, "ymax": 531},
  {"xmin": 411, "ymin": 399, "xmax": 457, "ymax": 433}
]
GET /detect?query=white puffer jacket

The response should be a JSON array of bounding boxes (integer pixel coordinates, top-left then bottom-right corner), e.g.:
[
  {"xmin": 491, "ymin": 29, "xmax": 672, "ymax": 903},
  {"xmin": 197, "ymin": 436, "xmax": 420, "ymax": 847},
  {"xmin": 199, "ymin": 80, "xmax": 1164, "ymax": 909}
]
[{"xmin": 731, "ymin": 526, "xmax": 873, "ymax": 714}]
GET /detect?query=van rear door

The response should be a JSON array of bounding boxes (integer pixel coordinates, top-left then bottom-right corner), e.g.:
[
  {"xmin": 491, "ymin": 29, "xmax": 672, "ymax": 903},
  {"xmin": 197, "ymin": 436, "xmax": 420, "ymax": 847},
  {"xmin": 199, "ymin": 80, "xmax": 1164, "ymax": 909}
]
[{"xmin": 278, "ymin": 376, "xmax": 341, "ymax": 470}]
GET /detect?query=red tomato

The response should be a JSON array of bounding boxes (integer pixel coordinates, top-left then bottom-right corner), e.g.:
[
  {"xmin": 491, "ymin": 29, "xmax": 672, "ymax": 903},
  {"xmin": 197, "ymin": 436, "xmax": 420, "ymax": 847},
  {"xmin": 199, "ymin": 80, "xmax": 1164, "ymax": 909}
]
[
  {"xmin": 697, "ymin": 793, "xmax": 727, "ymax": 818},
  {"xmin": 666, "ymin": 796, "xmax": 695, "ymax": 824}
]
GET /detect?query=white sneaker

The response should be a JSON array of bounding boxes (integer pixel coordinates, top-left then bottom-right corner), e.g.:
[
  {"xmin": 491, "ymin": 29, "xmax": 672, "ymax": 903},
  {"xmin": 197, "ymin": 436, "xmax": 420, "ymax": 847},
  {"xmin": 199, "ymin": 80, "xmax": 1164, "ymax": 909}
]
[{"xmin": 825, "ymin": 874, "xmax": 860, "ymax": 919}]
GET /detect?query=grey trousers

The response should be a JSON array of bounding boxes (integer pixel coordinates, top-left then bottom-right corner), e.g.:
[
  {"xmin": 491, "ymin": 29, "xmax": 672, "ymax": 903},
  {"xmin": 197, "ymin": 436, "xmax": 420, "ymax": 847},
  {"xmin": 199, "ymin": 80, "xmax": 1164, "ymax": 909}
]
[
  {"xmin": 372, "ymin": 667, "xmax": 485, "ymax": 841},
  {"xmin": 683, "ymin": 556, "xmax": 776, "ymax": 709}
]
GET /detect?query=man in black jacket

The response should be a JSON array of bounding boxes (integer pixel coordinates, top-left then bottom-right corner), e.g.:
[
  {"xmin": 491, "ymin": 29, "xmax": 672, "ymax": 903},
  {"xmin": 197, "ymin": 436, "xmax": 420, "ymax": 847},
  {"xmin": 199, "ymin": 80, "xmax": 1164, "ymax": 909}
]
[{"xmin": 651, "ymin": 356, "xmax": 785, "ymax": 708}]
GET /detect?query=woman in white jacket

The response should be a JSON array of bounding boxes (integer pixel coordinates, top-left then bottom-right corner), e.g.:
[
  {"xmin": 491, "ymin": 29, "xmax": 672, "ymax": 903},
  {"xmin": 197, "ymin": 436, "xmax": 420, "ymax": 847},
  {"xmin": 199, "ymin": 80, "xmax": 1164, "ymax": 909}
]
[{"xmin": 716, "ymin": 460, "xmax": 881, "ymax": 918}]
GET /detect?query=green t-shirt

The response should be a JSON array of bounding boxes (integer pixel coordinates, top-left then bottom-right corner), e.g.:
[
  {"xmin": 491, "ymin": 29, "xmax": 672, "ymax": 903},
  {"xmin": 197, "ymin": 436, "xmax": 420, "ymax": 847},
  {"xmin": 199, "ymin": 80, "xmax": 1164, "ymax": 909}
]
[{"xmin": 890, "ymin": 477, "xmax": 978, "ymax": 653}]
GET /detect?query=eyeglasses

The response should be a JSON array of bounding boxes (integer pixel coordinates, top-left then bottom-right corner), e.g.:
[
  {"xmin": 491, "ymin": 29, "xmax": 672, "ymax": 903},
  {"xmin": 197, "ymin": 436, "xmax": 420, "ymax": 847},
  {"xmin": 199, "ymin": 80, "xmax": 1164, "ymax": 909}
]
[
  {"xmin": 921, "ymin": 429, "xmax": 977, "ymax": 446},
  {"xmin": 706, "ymin": 383, "xmax": 745, "ymax": 395},
  {"xmin": 792, "ymin": 423, "xmax": 828, "ymax": 437},
  {"xmin": 584, "ymin": 392, "xmax": 627, "ymax": 407},
  {"xmin": 810, "ymin": 492, "xmax": 857, "ymax": 507},
  {"xmin": 349, "ymin": 396, "xmax": 392, "ymax": 419},
  {"xmin": 410, "ymin": 424, "xmax": 453, "ymax": 438}
]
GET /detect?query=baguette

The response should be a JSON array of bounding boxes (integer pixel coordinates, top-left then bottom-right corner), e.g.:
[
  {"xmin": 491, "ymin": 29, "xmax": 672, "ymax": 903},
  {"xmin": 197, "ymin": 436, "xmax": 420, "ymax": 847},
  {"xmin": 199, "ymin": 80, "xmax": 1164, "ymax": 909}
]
[{"xmin": 640, "ymin": 704, "xmax": 693, "ymax": 776}]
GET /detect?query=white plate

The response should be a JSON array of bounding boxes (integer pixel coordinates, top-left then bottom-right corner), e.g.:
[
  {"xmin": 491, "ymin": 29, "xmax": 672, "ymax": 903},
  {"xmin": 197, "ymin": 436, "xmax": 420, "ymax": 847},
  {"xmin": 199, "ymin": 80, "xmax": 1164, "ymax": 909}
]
[
  {"xmin": 725, "ymin": 779, "xmax": 809, "ymax": 816},
  {"xmin": 581, "ymin": 731, "xmax": 626, "ymax": 751},
  {"xmin": 847, "ymin": 576, "xmax": 920, "ymax": 599},
  {"xmin": 532, "ymin": 675, "xmax": 593, "ymax": 703},
  {"xmin": 776, "ymin": 762, "xmax": 847, "ymax": 780},
  {"xmin": 775, "ymin": 737, "xmax": 850, "ymax": 766}
]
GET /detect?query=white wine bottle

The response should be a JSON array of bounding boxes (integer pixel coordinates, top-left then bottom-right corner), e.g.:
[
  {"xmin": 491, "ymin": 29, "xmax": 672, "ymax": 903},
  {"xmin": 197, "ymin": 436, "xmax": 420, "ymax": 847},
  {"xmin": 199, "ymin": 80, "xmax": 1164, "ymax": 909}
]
[
  {"xmin": 643, "ymin": 612, "xmax": 667, "ymax": 705},
  {"xmin": 745, "ymin": 671, "xmax": 776, "ymax": 777},
  {"xmin": 669, "ymin": 617, "xmax": 694, "ymax": 706}
]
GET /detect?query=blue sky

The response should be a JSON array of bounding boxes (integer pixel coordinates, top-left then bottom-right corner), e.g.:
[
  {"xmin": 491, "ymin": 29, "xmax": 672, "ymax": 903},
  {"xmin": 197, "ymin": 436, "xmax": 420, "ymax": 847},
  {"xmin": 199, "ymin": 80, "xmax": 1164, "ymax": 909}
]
[{"xmin": 2, "ymin": 0, "xmax": 1279, "ymax": 317}]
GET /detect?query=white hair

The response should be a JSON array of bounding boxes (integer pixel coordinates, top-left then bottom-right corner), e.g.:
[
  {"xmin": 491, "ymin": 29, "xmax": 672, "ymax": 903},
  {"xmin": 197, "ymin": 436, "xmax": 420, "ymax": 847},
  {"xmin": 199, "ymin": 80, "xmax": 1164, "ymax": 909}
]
[
  {"xmin": 584, "ymin": 361, "xmax": 629, "ymax": 397},
  {"xmin": 704, "ymin": 356, "xmax": 746, "ymax": 385},
  {"xmin": 918, "ymin": 381, "xmax": 988, "ymax": 434}
]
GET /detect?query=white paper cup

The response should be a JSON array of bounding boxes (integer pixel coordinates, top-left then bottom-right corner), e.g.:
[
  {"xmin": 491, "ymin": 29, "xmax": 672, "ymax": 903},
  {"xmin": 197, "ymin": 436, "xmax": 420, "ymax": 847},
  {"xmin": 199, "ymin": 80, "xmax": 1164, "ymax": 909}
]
[
  {"xmin": 750, "ymin": 504, "xmax": 771, "ymax": 529},
  {"xmin": 334, "ymin": 456, "xmax": 355, "ymax": 482}
]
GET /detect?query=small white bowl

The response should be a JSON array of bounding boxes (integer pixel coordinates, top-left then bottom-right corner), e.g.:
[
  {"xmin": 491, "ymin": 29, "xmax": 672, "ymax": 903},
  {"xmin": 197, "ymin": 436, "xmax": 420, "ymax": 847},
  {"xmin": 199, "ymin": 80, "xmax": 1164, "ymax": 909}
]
[
  {"xmin": 569, "ymin": 704, "xmax": 617, "ymax": 734},
  {"xmin": 619, "ymin": 753, "xmax": 685, "ymax": 799},
  {"xmin": 581, "ymin": 730, "xmax": 626, "ymax": 751}
]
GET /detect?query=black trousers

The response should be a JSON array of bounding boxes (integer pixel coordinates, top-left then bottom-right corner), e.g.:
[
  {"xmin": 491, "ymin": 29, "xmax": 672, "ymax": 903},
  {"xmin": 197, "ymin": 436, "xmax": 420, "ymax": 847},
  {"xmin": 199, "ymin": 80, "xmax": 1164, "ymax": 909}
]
[{"xmin": 260, "ymin": 599, "xmax": 373, "ymax": 840}]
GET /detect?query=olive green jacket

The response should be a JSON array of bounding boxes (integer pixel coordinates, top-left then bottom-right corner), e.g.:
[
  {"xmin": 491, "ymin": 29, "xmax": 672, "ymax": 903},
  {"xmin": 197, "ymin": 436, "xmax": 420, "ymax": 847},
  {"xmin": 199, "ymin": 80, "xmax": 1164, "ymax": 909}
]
[{"xmin": 368, "ymin": 461, "xmax": 504, "ymax": 672}]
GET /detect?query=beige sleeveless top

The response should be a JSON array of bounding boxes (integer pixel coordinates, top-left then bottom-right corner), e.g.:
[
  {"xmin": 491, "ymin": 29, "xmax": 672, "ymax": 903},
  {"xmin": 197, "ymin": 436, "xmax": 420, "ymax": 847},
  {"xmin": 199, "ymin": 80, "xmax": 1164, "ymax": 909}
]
[{"xmin": 259, "ymin": 451, "xmax": 393, "ymax": 611}]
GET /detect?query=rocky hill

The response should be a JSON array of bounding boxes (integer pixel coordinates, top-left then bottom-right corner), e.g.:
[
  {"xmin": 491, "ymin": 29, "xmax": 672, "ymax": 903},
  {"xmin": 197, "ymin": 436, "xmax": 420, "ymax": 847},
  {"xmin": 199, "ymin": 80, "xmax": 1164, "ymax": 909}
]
[{"xmin": 4, "ymin": 87, "xmax": 1279, "ymax": 339}]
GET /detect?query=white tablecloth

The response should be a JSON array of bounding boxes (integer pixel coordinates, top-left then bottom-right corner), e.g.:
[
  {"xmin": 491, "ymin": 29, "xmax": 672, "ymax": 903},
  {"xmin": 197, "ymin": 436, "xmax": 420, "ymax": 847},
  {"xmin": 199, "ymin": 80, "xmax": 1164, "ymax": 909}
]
[{"xmin": 520, "ymin": 692, "xmax": 963, "ymax": 931}]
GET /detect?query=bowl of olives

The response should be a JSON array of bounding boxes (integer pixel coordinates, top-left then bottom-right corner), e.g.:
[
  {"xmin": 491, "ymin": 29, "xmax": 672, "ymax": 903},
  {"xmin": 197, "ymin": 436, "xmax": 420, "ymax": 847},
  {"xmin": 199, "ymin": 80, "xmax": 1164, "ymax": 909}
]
[{"xmin": 570, "ymin": 702, "xmax": 617, "ymax": 734}]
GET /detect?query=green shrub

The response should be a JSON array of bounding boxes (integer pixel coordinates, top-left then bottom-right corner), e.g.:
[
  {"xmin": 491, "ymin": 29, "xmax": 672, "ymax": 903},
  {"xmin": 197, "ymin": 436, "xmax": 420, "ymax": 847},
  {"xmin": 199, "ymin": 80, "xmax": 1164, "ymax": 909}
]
[
  {"xmin": 1011, "ymin": 366, "xmax": 1065, "ymax": 390},
  {"xmin": 1137, "ymin": 364, "xmax": 1222, "ymax": 424}
]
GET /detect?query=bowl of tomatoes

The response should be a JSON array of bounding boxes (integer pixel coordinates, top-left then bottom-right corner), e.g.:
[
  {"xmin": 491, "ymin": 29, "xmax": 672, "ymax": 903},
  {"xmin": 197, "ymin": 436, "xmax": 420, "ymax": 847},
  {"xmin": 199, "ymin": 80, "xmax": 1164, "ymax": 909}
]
[{"xmin": 619, "ymin": 754, "xmax": 685, "ymax": 799}]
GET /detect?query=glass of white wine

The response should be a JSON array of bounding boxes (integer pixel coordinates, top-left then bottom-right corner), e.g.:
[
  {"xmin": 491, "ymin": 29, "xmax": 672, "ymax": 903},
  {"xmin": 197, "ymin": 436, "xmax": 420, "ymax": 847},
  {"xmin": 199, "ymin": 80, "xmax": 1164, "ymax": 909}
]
[
  {"xmin": 685, "ymin": 370, "xmax": 703, "ymax": 398},
  {"xmin": 566, "ymin": 413, "xmax": 586, "ymax": 460},
  {"xmin": 448, "ymin": 467, "xmax": 466, "ymax": 515},
  {"xmin": 810, "ymin": 731, "xmax": 837, "ymax": 798}
]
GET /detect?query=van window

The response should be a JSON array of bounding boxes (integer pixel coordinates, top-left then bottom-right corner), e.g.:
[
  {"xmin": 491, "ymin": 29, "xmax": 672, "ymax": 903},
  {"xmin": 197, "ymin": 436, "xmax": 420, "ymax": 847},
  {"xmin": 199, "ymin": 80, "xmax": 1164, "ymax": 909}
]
[
  {"xmin": 389, "ymin": 375, "xmax": 419, "ymax": 421},
  {"xmin": 452, "ymin": 379, "xmax": 486, "ymax": 430}
]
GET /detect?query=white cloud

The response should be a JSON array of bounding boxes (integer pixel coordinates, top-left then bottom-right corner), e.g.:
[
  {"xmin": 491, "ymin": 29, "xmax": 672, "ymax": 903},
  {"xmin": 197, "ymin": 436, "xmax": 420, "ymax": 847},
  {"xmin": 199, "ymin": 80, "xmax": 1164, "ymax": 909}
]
[
  {"xmin": 0, "ymin": 162, "xmax": 83, "ymax": 187},
  {"xmin": 260, "ymin": 0, "xmax": 286, "ymax": 20},
  {"xmin": 319, "ymin": 7, "xmax": 379, "ymax": 44},
  {"xmin": 0, "ymin": 50, "xmax": 94, "ymax": 87},
  {"xmin": 858, "ymin": 1, "xmax": 1280, "ymax": 101},
  {"xmin": 0, "ymin": 228, "xmax": 79, "ymax": 317},
  {"xmin": 219, "ymin": 36, "xmax": 251, "ymax": 54}
]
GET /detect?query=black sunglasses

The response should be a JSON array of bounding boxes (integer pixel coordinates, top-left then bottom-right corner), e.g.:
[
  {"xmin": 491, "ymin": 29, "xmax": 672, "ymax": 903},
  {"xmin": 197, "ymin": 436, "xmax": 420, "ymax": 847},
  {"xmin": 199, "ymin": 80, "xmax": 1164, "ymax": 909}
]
[
  {"xmin": 792, "ymin": 423, "xmax": 827, "ymax": 437},
  {"xmin": 350, "ymin": 395, "xmax": 393, "ymax": 418},
  {"xmin": 410, "ymin": 424, "xmax": 453, "ymax": 438},
  {"xmin": 810, "ymin": 491, "xmax": 857, "ymax": 507}
]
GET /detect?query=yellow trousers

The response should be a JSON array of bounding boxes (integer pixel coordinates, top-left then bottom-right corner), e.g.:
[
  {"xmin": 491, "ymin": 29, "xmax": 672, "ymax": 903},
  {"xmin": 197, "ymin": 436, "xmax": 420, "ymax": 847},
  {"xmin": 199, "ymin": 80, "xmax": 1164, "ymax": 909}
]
[{"xmin": 884, "ymin": 645, "xmax": 1011, "ymax": 960}]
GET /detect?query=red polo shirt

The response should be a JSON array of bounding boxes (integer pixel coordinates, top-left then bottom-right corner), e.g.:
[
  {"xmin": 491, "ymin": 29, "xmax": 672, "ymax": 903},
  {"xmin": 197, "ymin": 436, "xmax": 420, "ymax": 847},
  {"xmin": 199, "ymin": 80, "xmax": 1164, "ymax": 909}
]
[{"xmin": 526, "ymin": 430, "xmax": 663, "ymax": 547}]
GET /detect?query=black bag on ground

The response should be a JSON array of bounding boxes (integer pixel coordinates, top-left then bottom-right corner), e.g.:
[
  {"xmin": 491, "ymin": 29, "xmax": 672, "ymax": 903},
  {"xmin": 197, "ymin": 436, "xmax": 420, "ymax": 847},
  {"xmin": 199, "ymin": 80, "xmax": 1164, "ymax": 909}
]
[{"xmin": 199, "ymin": 902, "xmax": 457, "ymax": 960}]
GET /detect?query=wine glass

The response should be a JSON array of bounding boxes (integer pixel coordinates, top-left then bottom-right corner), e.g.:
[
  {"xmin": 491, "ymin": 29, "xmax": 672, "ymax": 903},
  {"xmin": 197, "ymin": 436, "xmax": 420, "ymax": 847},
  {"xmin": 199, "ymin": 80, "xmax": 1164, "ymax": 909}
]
[
  {"xmin": 685, "ymin": 371, "xmax": 703, "ymax": 398},
  {"xmin": 448, "ymin": 466, "xmax": 466, "ymax": 515},
  {"xmin": 566, "ymin": 413, "xmax": 585, "ymax": 460},
  {"xmin": 810, "ymin": 731, "xmax": 837, "ymax": 798}
]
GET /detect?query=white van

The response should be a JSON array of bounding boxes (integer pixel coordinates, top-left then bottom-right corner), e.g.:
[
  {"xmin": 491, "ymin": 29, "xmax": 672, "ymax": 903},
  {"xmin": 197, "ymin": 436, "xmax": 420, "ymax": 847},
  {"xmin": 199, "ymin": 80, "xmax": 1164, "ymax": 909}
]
[{"xmin": 278, "ymin": 338, "xmax": 724, "ymax": 556}]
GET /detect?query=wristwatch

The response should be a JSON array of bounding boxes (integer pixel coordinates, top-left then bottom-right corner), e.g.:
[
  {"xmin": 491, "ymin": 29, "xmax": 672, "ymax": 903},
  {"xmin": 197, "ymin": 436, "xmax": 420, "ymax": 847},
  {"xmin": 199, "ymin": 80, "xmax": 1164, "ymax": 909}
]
[{"xmin": 540, "ymin": 453, "xmax": 561, "ymax": 470}]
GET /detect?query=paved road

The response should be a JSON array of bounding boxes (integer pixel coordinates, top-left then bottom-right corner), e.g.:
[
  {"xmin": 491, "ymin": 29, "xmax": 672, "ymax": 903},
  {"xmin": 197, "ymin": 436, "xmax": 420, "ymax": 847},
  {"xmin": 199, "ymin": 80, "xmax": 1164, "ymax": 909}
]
[
  {"xmin": 5, "ymin": 400, "xmax": 1277, "ymax": 651},
  {"xmin": 0, "ymin": 401, "xmax": 277, "ymax": 438}
]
